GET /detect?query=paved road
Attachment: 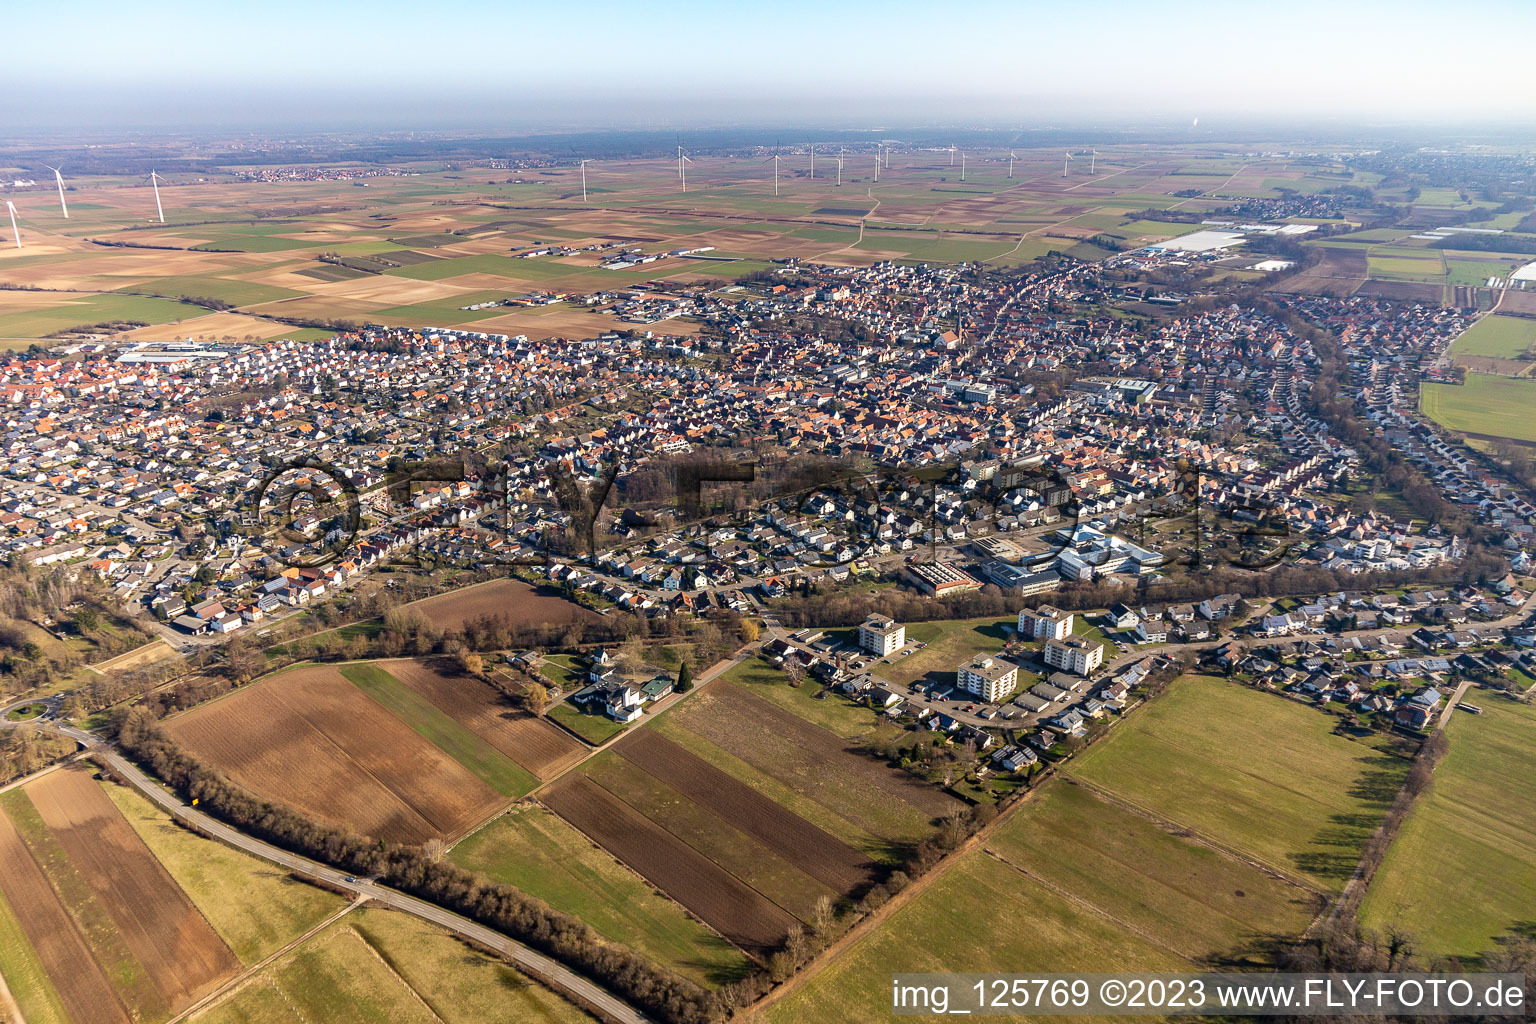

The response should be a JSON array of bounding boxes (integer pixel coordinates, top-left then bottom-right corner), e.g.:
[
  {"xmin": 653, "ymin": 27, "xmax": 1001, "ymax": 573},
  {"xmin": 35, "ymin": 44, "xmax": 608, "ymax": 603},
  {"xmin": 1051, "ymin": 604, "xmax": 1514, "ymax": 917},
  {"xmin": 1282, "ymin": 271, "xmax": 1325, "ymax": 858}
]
[{"xmin": 58, "ymin": 726, "xmax": 654, "ymax": 1024}]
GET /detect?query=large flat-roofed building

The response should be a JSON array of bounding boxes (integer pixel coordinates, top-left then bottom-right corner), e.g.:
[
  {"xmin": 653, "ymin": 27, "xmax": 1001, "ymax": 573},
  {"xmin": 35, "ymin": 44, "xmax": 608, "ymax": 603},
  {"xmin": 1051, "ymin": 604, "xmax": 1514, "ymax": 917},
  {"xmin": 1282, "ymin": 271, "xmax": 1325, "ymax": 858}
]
[
  {"xmin": 980, "ymin": 560, "xmax": 1062, "ymax": 596},
  {"xmin": 904, "ymin": 561, "xmax": 982, "ymax": 597},
  {"xmin": 858, "ymin": 614, "xmax": 906, "ymax": 656},
  {"xmin": 1043, "ymin": 636, "xmax": 1103, "ymax": 676},
  {"xmin": 958, "ymin": 654, "xmax": 1019, "ymax": 702},
  {"xmin": 1018, "ymin": 604, "xmax": 1073, "ymax": 641}
]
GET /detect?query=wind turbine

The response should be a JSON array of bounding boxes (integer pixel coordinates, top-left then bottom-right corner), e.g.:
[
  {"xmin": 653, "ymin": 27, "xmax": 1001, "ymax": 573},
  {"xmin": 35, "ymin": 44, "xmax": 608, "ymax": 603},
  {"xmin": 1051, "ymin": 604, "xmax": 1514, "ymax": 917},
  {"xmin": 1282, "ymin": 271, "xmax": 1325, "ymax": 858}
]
[
  {"xmin": 883, "ymin": 143, "xmax": 890, "ymax": 169},
  {"xmin": 772, "ymin": 153, "xmax": 780, "ymax": 196},
  {"xmin": 1062, "ymin": 151, "xmax": 1074, "ymax": 177},
  {"xmin": 45, "ymin": 166, "xmax": 68, "ymax": 218},
  {"xmin": 960, "ymin": 151, "xmax": 966, "ymax": 182},
  {"xmin": 579, "ymin": 159, "xmax": 590, "ymax": 202},
  {"xmin": 676, "ymin": 143, "xmax": 684, "ymax": 179},
  {"xmin": 949, "ymin": 145, "xmax": 956, "ymax": 167},
  {"xmin": 873, "ymin": 157, "xmax": 879, "ymax": 183},
  {"xmin": 5, "ymin": 202, "xmax": 19, "ymax": 249},
  {"xmin": 809, "ymin": 144, "xmax": 814, "ymax": 180},
  {"xmin": 149, "ymin": 170, "xmax": 165, "ymax": 223},
  {"xmin": 680, "ymin": 153, "xmax": 693, "ymax": 193},
  {"xmin": 1008, "ymin": 151, "xmax": 1018, "ymax": 178},
  {"xmin": 836, "ymin": 148, "xmax": 844, "ymax": 187},
  {"xmin": 1089, "ymin": 149, "xmax": 1099, "ymax": 174}
]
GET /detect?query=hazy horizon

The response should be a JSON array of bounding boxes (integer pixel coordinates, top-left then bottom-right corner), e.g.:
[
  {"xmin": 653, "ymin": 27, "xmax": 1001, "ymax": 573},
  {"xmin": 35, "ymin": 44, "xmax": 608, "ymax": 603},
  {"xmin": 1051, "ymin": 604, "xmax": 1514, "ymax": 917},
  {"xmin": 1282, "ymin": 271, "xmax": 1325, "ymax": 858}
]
[{"xmin": 7, "ymin": 0, "xmax": 1535, "ymax": 134}]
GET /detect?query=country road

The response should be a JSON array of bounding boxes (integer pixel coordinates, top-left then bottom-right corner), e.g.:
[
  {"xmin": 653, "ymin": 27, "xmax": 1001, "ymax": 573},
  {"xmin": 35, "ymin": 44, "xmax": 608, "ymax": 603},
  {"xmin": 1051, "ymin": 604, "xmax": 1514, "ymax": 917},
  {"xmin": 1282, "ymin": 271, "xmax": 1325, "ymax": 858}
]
[{"xmin": 51, "ymin": 724, "xmax": 654, "ymax": 1024}]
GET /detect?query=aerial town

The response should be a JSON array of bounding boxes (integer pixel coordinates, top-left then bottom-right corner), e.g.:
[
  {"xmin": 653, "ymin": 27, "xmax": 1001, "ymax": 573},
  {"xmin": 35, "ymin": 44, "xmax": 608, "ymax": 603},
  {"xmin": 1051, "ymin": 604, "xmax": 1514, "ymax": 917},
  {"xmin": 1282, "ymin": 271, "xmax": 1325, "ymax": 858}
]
[{"xmin": 1, "ymin": 4, "xmax": 1535, "ymax": 1020}]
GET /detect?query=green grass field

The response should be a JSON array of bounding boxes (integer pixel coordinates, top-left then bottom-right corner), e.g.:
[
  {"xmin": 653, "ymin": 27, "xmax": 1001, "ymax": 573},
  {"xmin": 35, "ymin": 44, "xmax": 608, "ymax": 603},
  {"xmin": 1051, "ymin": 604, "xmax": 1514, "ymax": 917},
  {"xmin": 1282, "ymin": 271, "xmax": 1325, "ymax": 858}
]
[
  {"xmin": 1447, "ymin": 314, "xmax": 1536, "ymax": 360},
  {"xmin": 717, "ymin": 656, "xmax": 878, "ymax": 739},
  {"xmin": 986, "ymin": 782, "xmax": 1319, "ymax": 962},
  {"xmin": 338, "ymin": 663, "xmax": 537, "ymax": 798},
  {"xmin": 1445, "ymin": 259, "xmax": 1531, "ymax": 288},
  {"xmin": 1358, "ymin": 697, "xmax": 1536, "ymax": 957},
  {"xmin": 1067, "ymin": 675, "xmax": 1409, "ymax": 891},
  {"xmin": 0, "ymin": 882, "xmax": 70, "ymax": 1024},
  {"xmin": 1367, "ymin": 254, "xmax": 1445, "ymax": 281},
  {"xmin": 870, "ymin": 615, "xmax": 1015, "ymax": 688},
  {"xmin": 766, "ymin": 787, "xmax": 1196, "ymax": 1024},
  {"xmin": 451, "ymin": 805, "xmax": 749, "ymax": 986},
  {"xmin": 191, "ymin": 906, "xmax": 595, "ymax": 1024},
  {"xmin": 0, "ymin": 293, "xmax": 211, "ymax": 339},
  {"xmin": 547, "ymin": 700, "xmax": 629, "ymax": 744},
  {"xmin": 101, "ymin": 779, "xmax": 344, "ymax": 963},
  {"xmin": 1422, "ymin": 374, "xmax": 1536, "ymax": 442}
]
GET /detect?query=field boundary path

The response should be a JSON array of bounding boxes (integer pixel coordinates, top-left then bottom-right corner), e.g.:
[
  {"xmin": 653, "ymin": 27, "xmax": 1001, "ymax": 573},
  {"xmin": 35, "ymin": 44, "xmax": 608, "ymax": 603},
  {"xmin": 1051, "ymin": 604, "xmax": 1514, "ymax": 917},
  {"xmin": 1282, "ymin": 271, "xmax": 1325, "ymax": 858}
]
[
  {"xmin": 56, "ymin": 725, "xmax": 656, "ymax": 1024},
  {"xmin": 1057, "ymin": 776, "xmax": 1328, "ymax": 897},
  {"xmin": 1306, "ymin": 679, "xmax": 1471, "ymax": 940},
  {"xmin": 0, "ymin": 964, "xmax": 24, "ymax": 1024},
  {"xmin": 749, "ymin": 769, "xmax": 1054, "ymax": 1017},
  {"xmin": 165, "ymin": 895, "xmax": 365, "ymax": 1024}
]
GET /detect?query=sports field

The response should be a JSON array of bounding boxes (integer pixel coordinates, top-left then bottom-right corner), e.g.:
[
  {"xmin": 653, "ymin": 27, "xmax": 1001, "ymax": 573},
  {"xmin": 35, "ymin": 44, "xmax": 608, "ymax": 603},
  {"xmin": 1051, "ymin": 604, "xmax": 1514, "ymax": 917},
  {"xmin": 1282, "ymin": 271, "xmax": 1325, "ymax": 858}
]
[
  {"xmin": 1067, "ymin": 675, "xmax": 1409, "ymax": 891},
  {"xmin": 1421, "ymin": 374, "xmax": 1536, "ymax": 442},
  {"xmin": 1358, "ymin": 697, "xmax": 1536, "ymax": 957}
]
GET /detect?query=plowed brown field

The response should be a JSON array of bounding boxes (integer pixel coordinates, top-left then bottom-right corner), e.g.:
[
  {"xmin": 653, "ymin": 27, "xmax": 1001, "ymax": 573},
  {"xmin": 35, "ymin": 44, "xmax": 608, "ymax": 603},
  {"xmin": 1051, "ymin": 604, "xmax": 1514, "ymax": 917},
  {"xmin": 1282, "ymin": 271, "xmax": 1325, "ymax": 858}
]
[
  {"xmin": 167, "ymin": 665, "xmax": 504, "ymax": 843},
  {"xmin": 407, "ymin": 579, "xmax": 604, "ymax": 632},
  {"xmin": 691, "ymin": 683, "xmax": 961, "ymax": 823},
  {"xmin": 381, "ymin": 658, "xmax": 584, "ymax": 777},
  {"xmin": 541, "ymin": 774, "xmax": 796, "ymax": 955},
  {"xmin": 615, "ymin": 729, "xmax": 874, "ymax": 894},
  {"xmin": 27, "ymin": 767, "xmax": 239, "ymax": 1012},
  {"xmin": 0, "ymin": 804, "xmax": 130, "ymax": 1024}
]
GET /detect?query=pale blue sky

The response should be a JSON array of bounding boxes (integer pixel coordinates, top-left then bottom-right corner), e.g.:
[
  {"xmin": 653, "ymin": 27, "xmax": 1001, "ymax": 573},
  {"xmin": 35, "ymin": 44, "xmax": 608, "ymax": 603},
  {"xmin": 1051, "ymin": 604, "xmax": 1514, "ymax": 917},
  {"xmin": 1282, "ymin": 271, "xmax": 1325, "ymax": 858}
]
[{"xmin": 7, "ymin": 0, "xmax": 1535, "ymax": 129}]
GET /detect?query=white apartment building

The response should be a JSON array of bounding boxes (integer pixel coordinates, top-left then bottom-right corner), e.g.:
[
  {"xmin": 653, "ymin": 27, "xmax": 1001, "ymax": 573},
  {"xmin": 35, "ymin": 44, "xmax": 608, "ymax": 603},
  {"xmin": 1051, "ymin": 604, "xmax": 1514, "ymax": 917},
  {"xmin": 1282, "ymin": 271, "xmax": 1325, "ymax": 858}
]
[
  {"xmin": 1043, "ymin": 636, "xmax": 1103, "ymax": 676},
  {"xmin": 858, "ymin": 614, "xmax": 906, "ymax": 656},
  {"xmin": 1018, "ymin": 603, "xmax": 1073, "ymax": 641},
  {"xmin": 958, "ymin": 654, "xmax": 1020, "ymax": 702}
]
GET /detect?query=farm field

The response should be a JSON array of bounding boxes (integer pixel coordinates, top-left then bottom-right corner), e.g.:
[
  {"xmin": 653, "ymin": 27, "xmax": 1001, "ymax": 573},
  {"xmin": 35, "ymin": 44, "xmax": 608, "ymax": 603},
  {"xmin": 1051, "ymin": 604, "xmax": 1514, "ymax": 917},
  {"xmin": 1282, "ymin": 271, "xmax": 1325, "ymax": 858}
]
[
  {"xmin": 450, "ymin": 804, "xmax": 750, "ymax": 987},
  {"xmin": 766, "ymin": 775, "xmax": 1317, "ymax": 1024},
  {"xmin": 374, "ymin": 657, "xmax": 585, "ymax": 777},
  {"xmin": 0, "ymin": 150, "xmax": 1381, "ymax": 346},
  {"xmin": 0, "ymin": 766, "xmax": 249, "ymax": 1024},
  {"xmin": 405, "ymin": 578, "xmax": 605, "ymax": 633},
  {"xmin": 187, "ymin": 906, "xmax": 596, "ymax": 1024},
  {"xmin": 1446, "ymin": 313, "xmax": 1536, "ymax": 360},
  {"xmin": 1422, "ymin": 374, "xmax": 1536, "ymax": 442},
  {"xmin": 541, "ymin": 676, "xmax": 960, "ymax": 958},
  {"xmin": 165, "ymin": 663, "xmax": 509, "ymax": 844},
  {"xmin": 716, "ymin": 655, "xmax": 880, "ymax": 740},
  {"xmin": 1067, "ymin": 675, "xmax": 1410, "ymax": 891},
  {"xmin": 100, "ymin": 778, "xmax": 344, "ymax": 963},
  {"xmin": 1358, "ymin": 696, "xmax": 1536, "ymax": 957},
  {"xmin": 336, "ymin": 662, "xmax": 538, "ymax": 797}
]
